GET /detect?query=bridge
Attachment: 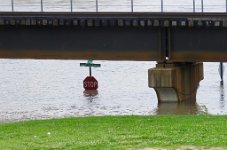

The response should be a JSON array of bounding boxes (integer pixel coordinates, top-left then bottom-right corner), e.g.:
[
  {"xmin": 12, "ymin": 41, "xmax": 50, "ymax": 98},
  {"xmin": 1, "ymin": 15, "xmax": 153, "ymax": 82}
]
[{"xmin": 0, "ymin": 1, "xmax": 226, "ymax": 103}]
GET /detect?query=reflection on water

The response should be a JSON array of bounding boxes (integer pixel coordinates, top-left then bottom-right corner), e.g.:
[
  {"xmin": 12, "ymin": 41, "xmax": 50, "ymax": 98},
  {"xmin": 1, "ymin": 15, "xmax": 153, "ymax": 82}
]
[
  {"xmin": 83, "ymin": 90, "xmax": 99, "ymax": 103},
  {"xmin": 156, "ymin": 102, "xmax": 208, "ymax": 115},
  {"xmin": 219, "ymin": 85, "xmax": 225, "ymax": 109},
  {"xmin": 83, "ymin": 90, "xmax": 99, "ymax": 97}
]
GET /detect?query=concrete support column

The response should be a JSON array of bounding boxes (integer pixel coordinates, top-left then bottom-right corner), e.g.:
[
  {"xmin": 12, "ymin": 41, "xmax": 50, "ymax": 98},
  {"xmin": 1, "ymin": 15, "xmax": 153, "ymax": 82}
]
[{"xmin": 148, "ymin": 62, "xmax": 204, "ymax": 102}]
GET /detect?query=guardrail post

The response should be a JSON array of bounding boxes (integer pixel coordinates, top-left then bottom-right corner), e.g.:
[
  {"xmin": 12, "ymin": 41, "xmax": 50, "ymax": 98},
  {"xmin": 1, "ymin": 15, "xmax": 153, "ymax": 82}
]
[
  {"xmin": 226, "ymin": 0, "xmax": 227, "ymax": 13},
  {"xmin": 11, "ymin": 0, "xmax": 14, "ymax": 12},
  {"xmin": 193, "ymin": 0, "xmax": 195, "ymax": 12},
  {"xmin": 96, "ymin": 0, "xmax": 98, "ymax": 12},
  {"xmin": 70, "ymin": 0, "xmax": 73, "ymax": 12},
  {"xmin": 161, "ymin": 0, "xmax": 163, "ymax": 12},
  {"xmin": 41, "ymin": 0, "xmax": 43, "ymax": 12},
  {"xmin": 131, "ymin": 0, "xmax": 133, "ymax": 12},
  {"xmin": 201, "ymin": 0, "xmax": 204, "ymax": 12}
]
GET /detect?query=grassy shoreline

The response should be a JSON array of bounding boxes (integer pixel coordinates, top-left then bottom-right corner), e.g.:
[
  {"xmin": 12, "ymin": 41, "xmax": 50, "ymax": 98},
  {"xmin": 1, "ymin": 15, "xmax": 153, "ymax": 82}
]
[{"xmin": 0, "ymin": 115, "xmax": 227, "ymax": 149}]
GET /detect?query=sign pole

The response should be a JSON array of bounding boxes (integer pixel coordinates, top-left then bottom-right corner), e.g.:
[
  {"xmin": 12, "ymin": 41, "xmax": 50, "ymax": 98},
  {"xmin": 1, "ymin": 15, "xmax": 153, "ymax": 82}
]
[{"xmin": 89, "ymin": 66, "xmax": 92, "ymax": 76}]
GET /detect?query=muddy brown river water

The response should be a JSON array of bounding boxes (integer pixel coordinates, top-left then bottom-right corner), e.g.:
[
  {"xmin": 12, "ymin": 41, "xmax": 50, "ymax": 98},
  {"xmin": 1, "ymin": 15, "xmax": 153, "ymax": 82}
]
[{"xmin": 0, "ymin": 0, "xmax": 226, "ymax": 122}]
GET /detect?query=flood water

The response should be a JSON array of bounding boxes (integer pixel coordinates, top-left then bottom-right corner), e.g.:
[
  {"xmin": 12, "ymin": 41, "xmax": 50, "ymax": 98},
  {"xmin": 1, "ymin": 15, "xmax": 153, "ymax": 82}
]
[
  {"xmin": 0, "ymin": 60, "xmax": 226, "ymax": 122},
  {"xmin": 0, "ymin": 1, "xmax": 227, "ymax": 122}
]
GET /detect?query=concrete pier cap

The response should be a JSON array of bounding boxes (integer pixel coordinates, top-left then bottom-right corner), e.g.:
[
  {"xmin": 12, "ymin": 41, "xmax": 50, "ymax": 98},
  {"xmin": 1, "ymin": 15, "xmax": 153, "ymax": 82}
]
[{"xmin": 148, "ymin": 62, "xmax": 204, "ymax": 103}]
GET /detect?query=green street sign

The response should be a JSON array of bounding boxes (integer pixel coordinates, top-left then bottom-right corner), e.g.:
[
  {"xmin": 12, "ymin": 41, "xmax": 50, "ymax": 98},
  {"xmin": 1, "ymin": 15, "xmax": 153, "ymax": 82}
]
[
  {"xmin": 80, "ymin": 60, "xmax": 101, "ymax": 76},
  {"xmin": 80, "ymin": 60, "xmax": 101, "ymax": 68},
  {"xmin": 80, "ymin": 63, "xmax": 101, "ymax": 67}
]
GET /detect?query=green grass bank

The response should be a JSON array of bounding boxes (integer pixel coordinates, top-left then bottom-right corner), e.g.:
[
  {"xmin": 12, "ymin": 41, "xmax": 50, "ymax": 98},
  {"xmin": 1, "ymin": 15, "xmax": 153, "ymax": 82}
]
[{"xmin": 0, "ymin": 115, "xmax": 227, "ymax": 149}]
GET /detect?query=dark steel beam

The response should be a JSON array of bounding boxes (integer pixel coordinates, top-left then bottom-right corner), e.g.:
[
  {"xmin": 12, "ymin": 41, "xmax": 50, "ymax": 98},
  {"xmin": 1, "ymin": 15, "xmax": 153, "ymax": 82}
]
[
  {"xmin": 169, "ymin": 28, "xmax": 227, "ymax": 62},
  {"xmin": 0, "ymin": 12, "xmax": 227, "ymax": 61},
  {"xmin": 0, "ymin": 26, "xmax": 163, "ymax": 60}
]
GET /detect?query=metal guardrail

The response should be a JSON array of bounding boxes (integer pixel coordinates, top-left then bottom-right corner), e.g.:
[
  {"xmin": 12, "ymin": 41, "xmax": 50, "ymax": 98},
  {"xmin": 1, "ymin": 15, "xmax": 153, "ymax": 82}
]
[{"xmin": 7, "ymin": 0, "xmax": 227, "ymax": 13}]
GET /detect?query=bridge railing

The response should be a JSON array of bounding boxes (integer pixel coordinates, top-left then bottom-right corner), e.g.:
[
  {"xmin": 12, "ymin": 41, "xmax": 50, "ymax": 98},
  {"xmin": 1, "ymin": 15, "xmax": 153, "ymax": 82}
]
[{"xmin": 1, "ymin": 0, "xmax": 227, "ymax": 13}]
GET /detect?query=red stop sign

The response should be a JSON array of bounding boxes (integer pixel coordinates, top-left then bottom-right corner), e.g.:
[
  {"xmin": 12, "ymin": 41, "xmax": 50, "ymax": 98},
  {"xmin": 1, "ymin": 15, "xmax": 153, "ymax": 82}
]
[{"xmin": 83, "ymin": 76, "xmax": 98, "ymax": 90}]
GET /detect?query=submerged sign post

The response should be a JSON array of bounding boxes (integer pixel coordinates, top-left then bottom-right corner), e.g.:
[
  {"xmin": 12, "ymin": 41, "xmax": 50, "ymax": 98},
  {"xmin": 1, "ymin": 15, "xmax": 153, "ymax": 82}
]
[{"xmin": 80, "ymin": 60, "xmax": 101, "ymax": 90}]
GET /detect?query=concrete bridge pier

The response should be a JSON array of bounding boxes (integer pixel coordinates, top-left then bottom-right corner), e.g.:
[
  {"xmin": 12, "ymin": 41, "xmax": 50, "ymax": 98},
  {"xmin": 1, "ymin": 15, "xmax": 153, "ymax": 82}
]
[{"xmin": 148, "ymin": 63, "xmax": 204, "ymax": 103}]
